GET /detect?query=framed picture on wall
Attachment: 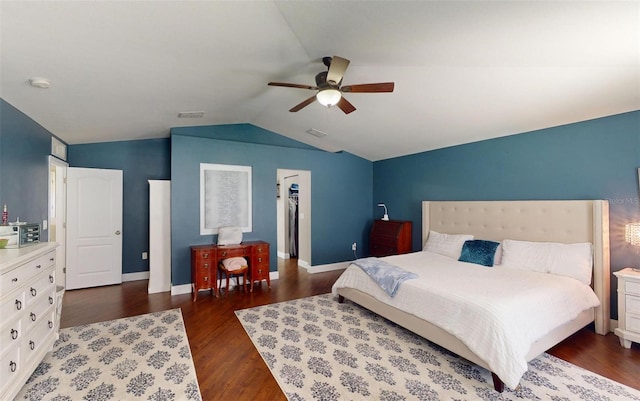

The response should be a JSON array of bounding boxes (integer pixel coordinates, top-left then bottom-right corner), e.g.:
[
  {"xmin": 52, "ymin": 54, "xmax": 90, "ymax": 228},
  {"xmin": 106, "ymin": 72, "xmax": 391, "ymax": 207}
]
[{"xmin": 200, "ymin": 163, "xmax": 252, "ymax": 235}]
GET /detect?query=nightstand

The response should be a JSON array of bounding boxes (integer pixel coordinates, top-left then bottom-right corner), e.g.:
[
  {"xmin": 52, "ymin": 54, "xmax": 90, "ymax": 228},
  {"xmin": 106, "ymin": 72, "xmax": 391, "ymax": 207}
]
[
  {"xmin": 369, "ymin": 220, "xmax": 412, "ymax": 257},
  {"xmin": 613, "ymin": 267, "xmax": 640, "ymax": 348}
]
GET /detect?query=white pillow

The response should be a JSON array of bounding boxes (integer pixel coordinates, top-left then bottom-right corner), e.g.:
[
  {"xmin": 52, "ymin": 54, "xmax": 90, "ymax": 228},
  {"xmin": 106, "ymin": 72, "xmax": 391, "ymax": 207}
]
[
  {"xmin": 423, "ymin": 230, "xmax": 474, "ymax": 259},
  {"xmin": 501, "ymin": 239, "xmax": 593, "ymax": 285},
  {"xmin": 493, "ymin": 244, "xmax": 503, "ymax": 265},
  {"xmin": 222, "ymin": 257, "xmax": 247, "ymax": 271},
  {"xmin": 217, "ymin": 226, "xmax": 243, "ymax": 245}
]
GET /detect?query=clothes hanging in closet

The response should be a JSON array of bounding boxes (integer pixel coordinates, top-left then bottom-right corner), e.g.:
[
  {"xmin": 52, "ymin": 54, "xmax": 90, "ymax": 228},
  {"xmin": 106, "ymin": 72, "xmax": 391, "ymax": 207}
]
[{"xmin": 288, "ymin": 185, "xmax": 299, "ymax": 258}]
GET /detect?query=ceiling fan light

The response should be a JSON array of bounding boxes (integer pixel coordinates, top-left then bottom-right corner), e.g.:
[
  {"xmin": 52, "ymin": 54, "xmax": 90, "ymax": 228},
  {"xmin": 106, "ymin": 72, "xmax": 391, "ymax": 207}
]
[{"xmin": 316, "ymin": 88, "xmax": 341, "ymax": 107}]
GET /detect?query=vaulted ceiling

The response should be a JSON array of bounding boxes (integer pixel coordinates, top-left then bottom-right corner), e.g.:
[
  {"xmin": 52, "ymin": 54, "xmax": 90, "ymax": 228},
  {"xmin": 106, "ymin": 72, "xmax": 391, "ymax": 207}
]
[{"xmin": 1, "ymin": 1, "xmax": 638, "ymax": 161}]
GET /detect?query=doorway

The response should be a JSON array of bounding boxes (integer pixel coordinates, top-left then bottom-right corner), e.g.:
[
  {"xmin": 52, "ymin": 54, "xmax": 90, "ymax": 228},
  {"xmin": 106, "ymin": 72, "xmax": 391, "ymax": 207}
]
[
  {"xmin": 276, "ymin": 169, "xmax": 311, "ymax": 268},
  {"xmin": 48, "ymin": 156, "xmax": 68, "ymax": 285}
]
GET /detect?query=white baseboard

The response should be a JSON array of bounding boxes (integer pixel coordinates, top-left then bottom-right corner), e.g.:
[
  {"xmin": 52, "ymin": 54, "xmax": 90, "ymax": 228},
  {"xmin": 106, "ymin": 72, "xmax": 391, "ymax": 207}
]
[
  {"xmin": 122, "ymin": 271, "xmax": 150, "ymax": 282},
  {"xmin": 277, "ymin": 251, "xmax": 291, "ymax": 259},
  {"xmin": 171, "ymin": 283, "xmax": 192, "ymax": 296},
  {"xmin": 297, "ymin": 259, "xmax": 310, "ymax": 269},
  {"xmin": 302, "ymin": 261, "xmax": 351, "ymax": 274},
  {"xmin": 170, "ymin": 271, "xmax": 280, "ymax": 296}
]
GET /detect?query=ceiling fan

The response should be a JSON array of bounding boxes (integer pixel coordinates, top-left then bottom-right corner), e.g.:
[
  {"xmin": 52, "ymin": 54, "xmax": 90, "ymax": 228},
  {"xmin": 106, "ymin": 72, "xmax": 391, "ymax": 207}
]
[{"xmin": 268, "ymin": 56, "xmax": 394, "ymax": 114}]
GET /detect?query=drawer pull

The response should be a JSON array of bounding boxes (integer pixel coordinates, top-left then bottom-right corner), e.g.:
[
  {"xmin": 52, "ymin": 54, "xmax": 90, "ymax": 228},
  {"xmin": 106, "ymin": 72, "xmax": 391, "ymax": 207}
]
[
  {"xmin": 11, "ymin": 329, "xmax": 18, "ymax": 340},
  {"xmin": 50, "ymin": 257, "xmax": 54, "ymax": 261},
  {"xmin": 15, "ymin": 299, "xmax": 22, "ymax": 310},
  {"xmin": 48, "ymin": 320, "xmax": 53, "ymax": 329},
  {"xmin": 9, "ymin": 361, "xmax": 17, "ymax": 372},
  {"xmin": 203, "ymin": 277, "xmax": 208, "ymax": 282},
  {"xmin": 49, "ymin": 275, "xmax": 54, "ymax": 283},
  {"xmin": 258, "ymin": 258, "xmax": 263, "ymax": 263},
  {"xmin": 29, "ymin": 340, "xmax": 35, "ymax": 350},
  {"xmin": 30, "ymin": 312, "xmax": 37, "ymax": 321},
  {"xmin": 30, "ymin": 287, "xmax": 37, "ymax": 297},
  {"xmin": 203, "ymin": 263, "xmax": 209, "ymax": 269},
  {"xmin": 49, "ymin": 296, "xmax": 54, "ymax": 305},
  {"xmin": 36, "ymin": 264, "xmax": 42, "ymax": 269},
  {"xmin": 11, "ymin": 277, "xmax": 18, "ymax": 283},
  {"xmin": 258, "ymin": 269, "xmax": 263, "ymax": 274},
  {"xmin": 222, "ymin": 251, "xmax": 227, "ymax": 257},
  {"xmin": 203, "ymin": 253, "xmax": 209, "ymax": 259}
]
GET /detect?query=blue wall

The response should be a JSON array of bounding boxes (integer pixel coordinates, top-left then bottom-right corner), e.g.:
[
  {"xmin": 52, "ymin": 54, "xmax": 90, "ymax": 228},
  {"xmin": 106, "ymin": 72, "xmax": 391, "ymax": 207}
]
[
  {"xmin": 3, "ymin": 95, "xmax": 638, "ymax": 320},
  {"xmin": 68, "ymin": 139, "xmax": 171, "ymax": 274},
  {"xmin": 0, "ymin": 99, "xmax": 57, "ymax": 226},
  {"xmin": 170, "ymin": 126, "xmax": 373, "ymax": 286},
  {"xmin": 373, "ymin": 111, "xmax": 640, "ymax": 318}
]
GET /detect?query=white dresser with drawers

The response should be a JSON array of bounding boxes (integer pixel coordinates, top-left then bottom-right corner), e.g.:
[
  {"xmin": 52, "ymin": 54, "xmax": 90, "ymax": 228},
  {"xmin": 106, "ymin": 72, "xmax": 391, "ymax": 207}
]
[
  {"xmin": 0, "ymin": 242, "xmax": 58, "ymax": 400},
  {"xmin": 614, "ymin": 267, "xmax": 640, "ymax": 348}
]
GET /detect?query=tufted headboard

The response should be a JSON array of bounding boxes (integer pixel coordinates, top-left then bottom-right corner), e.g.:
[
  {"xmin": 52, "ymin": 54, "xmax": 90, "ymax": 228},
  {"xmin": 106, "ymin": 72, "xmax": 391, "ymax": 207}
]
[{"xmin": 421, "ymin": 200, "xmax": 611, "ymax": 334}]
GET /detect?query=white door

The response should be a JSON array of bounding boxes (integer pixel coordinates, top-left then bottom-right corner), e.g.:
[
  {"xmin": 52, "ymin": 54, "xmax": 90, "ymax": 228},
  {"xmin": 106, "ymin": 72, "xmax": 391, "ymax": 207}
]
[{"xmin": 66, "ymin": 167, "xmax": 123, "ymax": 290}]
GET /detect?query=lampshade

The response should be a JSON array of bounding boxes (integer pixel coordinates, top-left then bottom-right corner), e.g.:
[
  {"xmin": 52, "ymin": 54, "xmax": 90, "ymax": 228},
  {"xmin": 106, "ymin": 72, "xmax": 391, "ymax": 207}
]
[
  {"xmin": 316, "ymin": 89, "xmax": 341, "ymax": 107},
  {"xmin": 625, "ymin": 223, "xmax": 640, "ymax": 246}
]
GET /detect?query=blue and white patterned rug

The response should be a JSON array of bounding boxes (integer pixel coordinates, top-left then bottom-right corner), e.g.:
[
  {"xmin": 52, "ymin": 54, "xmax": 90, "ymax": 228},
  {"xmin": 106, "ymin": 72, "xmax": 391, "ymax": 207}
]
[
  {"xmin": 15, "ymin": 309, "xmax": 202, "ymax": 401},
  {"xmin": 236, "ymin": 294, "xmax": 640, "ymax": 401}
]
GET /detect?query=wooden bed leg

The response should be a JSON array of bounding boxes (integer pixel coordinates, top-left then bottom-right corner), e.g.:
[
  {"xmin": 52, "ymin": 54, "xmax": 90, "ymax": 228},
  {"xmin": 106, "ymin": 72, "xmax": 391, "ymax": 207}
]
[
  {"xmin": 337, "ymin": 295, "xmax": 345, "ymax": 303},
  {"xmin": 491, "ymin": 373, "xmax": 505, "ymax": 393}
]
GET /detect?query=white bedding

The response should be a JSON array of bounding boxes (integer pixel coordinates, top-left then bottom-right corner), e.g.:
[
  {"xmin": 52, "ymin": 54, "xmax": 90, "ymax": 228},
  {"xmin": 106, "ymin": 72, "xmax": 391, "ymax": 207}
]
[{"xmin": 331, "ymin": 250, "xmax": 600, "ymax": 389}]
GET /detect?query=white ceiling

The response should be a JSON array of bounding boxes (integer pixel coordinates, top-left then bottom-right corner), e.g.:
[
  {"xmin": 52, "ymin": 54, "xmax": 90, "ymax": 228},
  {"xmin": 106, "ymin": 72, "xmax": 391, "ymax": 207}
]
[{"xmin": 1, "ymin": 1, "xmax": 638, "ymax": 161}]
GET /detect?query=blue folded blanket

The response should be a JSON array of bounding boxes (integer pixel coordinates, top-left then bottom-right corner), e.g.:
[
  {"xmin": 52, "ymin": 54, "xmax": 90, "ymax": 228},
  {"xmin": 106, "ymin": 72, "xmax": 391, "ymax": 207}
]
[{"xmin": 352, "ymin": 257, "xmax": 418, "ymax": 297}]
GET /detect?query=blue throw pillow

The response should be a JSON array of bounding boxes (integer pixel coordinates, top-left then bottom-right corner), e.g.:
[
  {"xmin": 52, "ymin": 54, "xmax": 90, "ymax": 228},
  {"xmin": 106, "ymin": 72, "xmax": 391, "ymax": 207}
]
[{"xmin": 458, "ymin": 240, "xmax": 500, "ymax": 267}]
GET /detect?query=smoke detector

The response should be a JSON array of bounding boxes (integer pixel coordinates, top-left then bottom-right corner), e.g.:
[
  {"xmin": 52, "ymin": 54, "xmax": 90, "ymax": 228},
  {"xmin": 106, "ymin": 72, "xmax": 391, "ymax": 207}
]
[{"xmin": 29, "ymin": 78, "xmax": 51, "ymax": 89}]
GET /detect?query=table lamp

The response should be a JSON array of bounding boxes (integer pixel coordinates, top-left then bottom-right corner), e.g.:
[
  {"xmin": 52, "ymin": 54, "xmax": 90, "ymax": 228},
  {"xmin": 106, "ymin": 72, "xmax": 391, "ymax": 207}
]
[
  {"xmin": 377, "ymin": 203, "xmax": 389, "ymax": 221},
  {"xmin": 625, "ymin": 222, "xmax": 640, "ymax": 271}
]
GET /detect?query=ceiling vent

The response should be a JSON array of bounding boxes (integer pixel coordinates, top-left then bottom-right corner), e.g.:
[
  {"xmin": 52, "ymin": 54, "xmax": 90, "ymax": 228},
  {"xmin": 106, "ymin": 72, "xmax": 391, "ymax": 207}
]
[
  {"xmin": 177, "ymin": 111, "xmax": 204, "ymax": 118},
  {"xmin": 306, "ymin": 128, "xmax": 327, "ymax": 138}
]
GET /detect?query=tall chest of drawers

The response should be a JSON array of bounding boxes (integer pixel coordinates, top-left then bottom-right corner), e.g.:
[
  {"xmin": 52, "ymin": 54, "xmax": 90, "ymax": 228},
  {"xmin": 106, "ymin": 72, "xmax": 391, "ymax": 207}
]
[
  {"xmin": 614, "ymin": 267, "xmax": 640, "ymax": 348},
  {"xmin": 369, "ymin": 220, "xmax": 413, "ymax": 257},
  {"xmin": 191, "ymin": 241, "xmax": 270, "ymax": 301},
  {"xmin": 249, "ymin": 241, "xmax": 270, "ymax": 292},
  {"xmin": 1, "ymin": 243, "xmax": 58, "ymax": 400}
]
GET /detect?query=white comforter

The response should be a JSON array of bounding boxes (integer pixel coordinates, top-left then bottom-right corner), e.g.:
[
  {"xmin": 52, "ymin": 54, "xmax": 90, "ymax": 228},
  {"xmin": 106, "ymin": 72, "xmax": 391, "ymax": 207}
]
[{"xmin": 331, "ymin": 251, "xmax": 600, "ymax": 389}]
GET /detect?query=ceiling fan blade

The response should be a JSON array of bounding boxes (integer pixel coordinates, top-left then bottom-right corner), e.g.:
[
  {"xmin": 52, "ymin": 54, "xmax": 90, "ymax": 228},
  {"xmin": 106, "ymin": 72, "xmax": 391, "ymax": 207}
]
[
  {"xmin": 268, "ymin": 82, "xmax": 317, "ymax": 90},
  {"xmin": 289, "ymin": 95, "xmax": 317, "ymax": 112},
  {"xmin": 336, "ymin": 97, "xmax": 356, "ymax": 114},
  {"xmin": 326, "ymin": 56, "xmax": 350, "ymax": 85},
  {"xmin": 341, "ymin": 82, "xmax": 395, "ymax": 93}
]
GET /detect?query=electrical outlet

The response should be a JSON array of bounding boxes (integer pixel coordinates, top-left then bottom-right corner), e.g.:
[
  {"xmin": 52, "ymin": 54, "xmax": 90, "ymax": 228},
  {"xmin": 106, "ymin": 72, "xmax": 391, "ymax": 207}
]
[
  {"xmin": 142, "ymin": 252, "xmax": 148, "ymax": 260},
  {"xmin": 351, "ymin": 242, "xmax": 357, "ymax": 251}
]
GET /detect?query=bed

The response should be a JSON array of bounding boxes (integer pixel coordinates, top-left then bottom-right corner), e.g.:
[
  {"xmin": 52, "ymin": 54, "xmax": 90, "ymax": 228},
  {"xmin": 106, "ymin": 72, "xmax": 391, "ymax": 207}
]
[{"xmin": 332, "ymin": 200, "xmax": 610, "ymax": 392}]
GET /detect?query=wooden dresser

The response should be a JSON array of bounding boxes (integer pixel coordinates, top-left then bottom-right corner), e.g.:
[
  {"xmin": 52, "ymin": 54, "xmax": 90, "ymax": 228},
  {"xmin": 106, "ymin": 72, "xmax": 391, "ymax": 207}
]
[
  {"xmin": 190, "ymin": 240, "xmax": 270, "ymax": 301},
  {"xmin": 369, "ymin": 220, "xmax": 412, "ymax": 257},
  {"xmin": 1, "ymin": 243, "xmax": 58, "ymax": 401}
]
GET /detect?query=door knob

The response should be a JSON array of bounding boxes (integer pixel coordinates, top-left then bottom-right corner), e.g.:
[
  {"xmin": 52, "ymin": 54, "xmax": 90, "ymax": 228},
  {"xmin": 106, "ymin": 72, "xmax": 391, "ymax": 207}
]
[{"xmin": 115, "ymin": 230, "xmax": 121, "ymax": 235}]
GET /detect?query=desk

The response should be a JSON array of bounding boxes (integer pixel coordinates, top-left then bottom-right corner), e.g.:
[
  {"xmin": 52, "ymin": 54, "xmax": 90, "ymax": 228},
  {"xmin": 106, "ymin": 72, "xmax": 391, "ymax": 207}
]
[{"xmin": 190, "ymin": 241, "xmax": 270, "ymax": 301}]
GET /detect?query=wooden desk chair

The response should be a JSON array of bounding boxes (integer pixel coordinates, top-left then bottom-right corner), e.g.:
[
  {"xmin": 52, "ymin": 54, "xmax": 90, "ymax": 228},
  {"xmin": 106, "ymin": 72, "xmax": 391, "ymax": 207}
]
[{"xmin": 218, "ymin": 257, "xmax": 248, "ymax": 296}]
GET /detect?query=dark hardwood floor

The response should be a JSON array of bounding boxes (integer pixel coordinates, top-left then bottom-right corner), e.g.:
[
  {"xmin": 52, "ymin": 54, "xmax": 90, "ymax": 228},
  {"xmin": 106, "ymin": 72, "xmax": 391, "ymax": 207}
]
[{"xmin": 60, "ymin": 259, "xmax": 640, "ymax": 400}]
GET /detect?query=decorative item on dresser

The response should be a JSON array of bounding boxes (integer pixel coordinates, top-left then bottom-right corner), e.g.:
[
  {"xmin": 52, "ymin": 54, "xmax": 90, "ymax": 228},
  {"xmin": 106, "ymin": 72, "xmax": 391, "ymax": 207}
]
[
  {"xmin": 369, "ymin": 220, "xmax": 412, "ymax": 257},
  {"xmin": 190, "ymin": 240, "xmax": 270, "ymax": 301},
  {"xmin": 0, "ymin": 242, "xmax": 58, "ymax": 401},
  {"xmin": 614, "ymin": 267, "xmax": 640, "ymax": 348}
]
